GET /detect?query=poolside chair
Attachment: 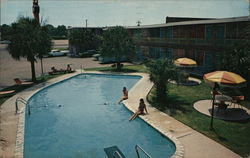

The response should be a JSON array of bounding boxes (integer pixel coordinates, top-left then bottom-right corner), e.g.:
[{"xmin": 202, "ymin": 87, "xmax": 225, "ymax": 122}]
[
  {"xmin": 48, "ymin": 66, "xmax": 68, "ymax": 75},
  {"xmin": 0, "ymin": 90, "xmax": 15, "ymax": 98},
  {"xmin": 231, "ymin": 96, "xmax": 244, "ymax": 109},
  {"xmin": 14, "ymin": 78, "xmax": 33, "ymax": 85}
]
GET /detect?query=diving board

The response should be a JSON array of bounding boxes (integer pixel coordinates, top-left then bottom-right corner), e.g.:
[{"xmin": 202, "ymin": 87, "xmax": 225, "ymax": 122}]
[{"xmin": 104, "ymin": 146, "xmax": 126, "ymax": 158}]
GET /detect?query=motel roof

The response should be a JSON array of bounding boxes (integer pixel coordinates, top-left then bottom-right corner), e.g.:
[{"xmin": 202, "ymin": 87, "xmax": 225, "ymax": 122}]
[
  {"xmin": 125, "ymin": 16, "xmax": 250, "ymax": 29},
  {"xmin": 68, "ymin": 16, "xmax": 250, "ymax": 30}
]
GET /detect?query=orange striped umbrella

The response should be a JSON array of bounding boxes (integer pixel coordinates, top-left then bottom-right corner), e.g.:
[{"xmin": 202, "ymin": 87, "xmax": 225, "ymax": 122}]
[
  {"xmin": 174, "ymin": 58, "xmax": 197, "ymax": 67},
  {"xmin": 204, "ymin": 71, "xmax": 246, "ymax": 85}
]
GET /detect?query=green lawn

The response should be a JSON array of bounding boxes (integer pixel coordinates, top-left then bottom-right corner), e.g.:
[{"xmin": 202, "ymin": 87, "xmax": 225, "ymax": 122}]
[
  {"xmin": 88, "ymin": 65, "xmax": 250, "ymax": 157},
  {"xmin": 85, "ymin": 64, "xmax": 148, "ymax": 73},
  {"xmin": 148, "ymin": 82, "xmax": 250, "ymax": 157}
]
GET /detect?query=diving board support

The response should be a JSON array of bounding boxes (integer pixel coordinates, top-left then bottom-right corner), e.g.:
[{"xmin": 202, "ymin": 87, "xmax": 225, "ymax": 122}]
[{"xmin": 104, "ymin": 146, "xmax": 126, "ymax": 158}]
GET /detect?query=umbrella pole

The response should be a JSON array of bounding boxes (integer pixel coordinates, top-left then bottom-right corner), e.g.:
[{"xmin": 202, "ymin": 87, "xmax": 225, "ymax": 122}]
[{"xmin": 210, "ymin": 91, "xmax": 215, "ymax": 130}]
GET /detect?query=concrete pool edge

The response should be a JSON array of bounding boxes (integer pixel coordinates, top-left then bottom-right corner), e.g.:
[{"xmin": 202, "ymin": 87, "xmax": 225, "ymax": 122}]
[
  {"xmin": 12, "ymin": 71, "xmax": 183, "ymax": 158},
  {"xmin": 122, "ymin": 73, "xmax": 184, "ymax": 158}
]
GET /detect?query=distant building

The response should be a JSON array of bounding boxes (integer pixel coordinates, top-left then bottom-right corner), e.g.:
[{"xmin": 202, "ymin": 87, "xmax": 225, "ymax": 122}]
[
  {"xmin": 68, "ymin": 16, "xmax": 249, "ymax": 75},
  {"xmin": 126, "ymin": 16, "xmax": 250, "ymax": 75}
]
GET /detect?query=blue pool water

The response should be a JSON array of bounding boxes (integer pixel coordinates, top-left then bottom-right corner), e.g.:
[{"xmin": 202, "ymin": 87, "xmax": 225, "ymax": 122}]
[{"xmin": 24, "ymin": 74, "xmax": 176, "ymax": 158}]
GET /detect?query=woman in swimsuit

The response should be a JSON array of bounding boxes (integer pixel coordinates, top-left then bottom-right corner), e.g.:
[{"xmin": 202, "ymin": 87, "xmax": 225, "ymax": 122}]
[
  {"xmin": 118, "ymin": 87, "xmax": 128, "ymax": 103},
  {"xmin": 129, "ymin": 98, "xmax": 148, "ymax": 121}
]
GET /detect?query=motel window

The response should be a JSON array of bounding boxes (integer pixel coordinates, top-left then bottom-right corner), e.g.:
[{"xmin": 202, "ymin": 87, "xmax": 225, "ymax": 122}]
[{"xmin": 226, "ymin": 23, "xmax": 238, "ymax": 39}]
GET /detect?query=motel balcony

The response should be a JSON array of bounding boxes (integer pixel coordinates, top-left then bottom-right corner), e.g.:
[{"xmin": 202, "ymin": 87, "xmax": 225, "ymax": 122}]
[{"xmin": 132, "ymin": 37, "xmax": 240, "ymax": 51}]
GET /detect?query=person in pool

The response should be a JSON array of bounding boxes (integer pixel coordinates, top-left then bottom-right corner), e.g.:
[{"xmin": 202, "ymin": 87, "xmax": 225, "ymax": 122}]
[
  {"xmin": 129, "ymin": 98, "xmax": 148, "ymax": 121},
  {"xmin": 118, "ymin": 87, "xmax": 128, "ymax": 104}
]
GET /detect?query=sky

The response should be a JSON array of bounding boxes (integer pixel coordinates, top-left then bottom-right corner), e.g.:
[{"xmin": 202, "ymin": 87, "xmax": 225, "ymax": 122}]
[{"xmin": 0, "ymin": 0, "xmax": 249, "ymax": 27}]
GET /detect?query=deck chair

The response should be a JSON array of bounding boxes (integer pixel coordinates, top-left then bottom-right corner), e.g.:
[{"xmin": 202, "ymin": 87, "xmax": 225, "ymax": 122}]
[
  {"xmin": 0, "ymin": 90, "xmax": 15, "ymax": 98},
  {"xmin": 231, "ymin": 96, "xmax": 244, "ymax": 109},
  {"xmin": 14, "ymin": 78, "xmax": 33, "ymax": 85}
]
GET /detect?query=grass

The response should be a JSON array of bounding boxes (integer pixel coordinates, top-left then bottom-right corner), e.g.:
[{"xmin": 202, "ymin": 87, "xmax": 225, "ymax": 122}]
[
  {"xmin": 148, "ymin": 82, "xmax": 250, "ymax": 157},
  {"xmin": 85, "ymin": 64, "xmax": 148, "ymax": 73}
]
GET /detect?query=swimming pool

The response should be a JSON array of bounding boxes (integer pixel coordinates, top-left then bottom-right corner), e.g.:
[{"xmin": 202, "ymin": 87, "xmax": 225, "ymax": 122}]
[{"xmin": 24, "ymin": 74, "xmax": 176, "ymax": 158}]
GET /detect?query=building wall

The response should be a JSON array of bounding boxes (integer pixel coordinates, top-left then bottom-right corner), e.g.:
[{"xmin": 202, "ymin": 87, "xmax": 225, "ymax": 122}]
[{"xmin": 131, "ymin": 20, "xmax": 248, "ymax": 75}]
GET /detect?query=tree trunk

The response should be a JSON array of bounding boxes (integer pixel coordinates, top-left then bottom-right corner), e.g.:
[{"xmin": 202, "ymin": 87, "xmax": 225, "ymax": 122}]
[
  {"xmin": 116, "ymin": 61, "xmax": 122, "ymax": 71},
  {"xmin": 31, "ymin": 60, "xmax": 36, "ymax": 82},
  {"xmin": 156, "ymin": 83, "xmax": 166, "ymax": 102}
]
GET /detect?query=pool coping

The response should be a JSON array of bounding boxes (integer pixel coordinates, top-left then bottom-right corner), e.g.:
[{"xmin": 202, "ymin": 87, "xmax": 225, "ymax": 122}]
[{"xmin": 11, "ymin": 71, "xmax": 183, "ymax": 158}]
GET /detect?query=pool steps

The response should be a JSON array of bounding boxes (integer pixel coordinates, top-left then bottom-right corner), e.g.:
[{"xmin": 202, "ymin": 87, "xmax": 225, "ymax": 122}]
[
  {"xmin": 104, "ymin": 145, "xmax": 152, "ymax": 158},
  {"xmin": 104, "ymin": 146, "xmax": 126, "ymax": 158}
]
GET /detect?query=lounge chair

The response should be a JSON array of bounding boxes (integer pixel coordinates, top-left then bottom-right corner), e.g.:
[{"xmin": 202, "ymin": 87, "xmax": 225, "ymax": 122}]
[
  {"xmin": 14, "ymin": 78, "xmax": 33, "ymax": 85},
  {"xmin": 0, "ymin": 90, "xmax": 15, "ymax": 98},
  {"xmin": 231, "ymin": 96, "xmax": 244, "ymax": 109},
  {"xmin": 48, "ymin": 66, "xmax": 75, "ymax": 75}
]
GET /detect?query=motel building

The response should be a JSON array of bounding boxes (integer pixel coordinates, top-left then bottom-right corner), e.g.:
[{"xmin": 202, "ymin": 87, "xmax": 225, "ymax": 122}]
[{"xmin": 69, "ymin": 16, "xmax": 250, "ymax": 76}]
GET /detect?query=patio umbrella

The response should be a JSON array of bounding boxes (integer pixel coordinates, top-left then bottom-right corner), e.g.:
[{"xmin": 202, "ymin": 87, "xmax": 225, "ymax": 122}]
[
  {"xmin": 174, "ymin": 58, "xmax": 197, "ymax": 67},
  {"xmin": 203, "ymin": 71, "xmax": 246, "ymax": 129},
  {"xmin": 204, "ymin": 71, "xmax": 246, "ymax": 86}
]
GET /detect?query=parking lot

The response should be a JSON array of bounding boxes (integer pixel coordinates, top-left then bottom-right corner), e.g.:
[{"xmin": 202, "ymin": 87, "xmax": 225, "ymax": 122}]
[{"xmin": 0, "ymin": 44, "xmax": 132, "ymax": 89}]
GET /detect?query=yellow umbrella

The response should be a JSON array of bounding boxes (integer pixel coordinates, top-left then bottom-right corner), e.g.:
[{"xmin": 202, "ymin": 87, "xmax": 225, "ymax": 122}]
[
  {"xmin": 203, "ymin": 71, "xmax": 246, "ymax": 129},
  {"xmin": 204, "ymin": 71, "xmax": 246, "ymax": 85},
  {"xmin": 174, "ymin": 58, "xmax": 197, "ymax": 67}
]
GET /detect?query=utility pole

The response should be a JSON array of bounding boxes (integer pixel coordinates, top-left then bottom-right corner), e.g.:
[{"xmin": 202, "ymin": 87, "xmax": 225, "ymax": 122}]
[
  {"xmin": 0, "ymin": 0, "xmax": 2, "ymax": 42},
  {"xmin": 136, "ymin": 20, "xmax": 141, "ymax": 26},
  {"xmin": 33, "ymin": 0, "xmax": 40, "ymax": 23},
  {"xmin": 85, "ymin": 19, "xmax": 88, "ymax": 28}
]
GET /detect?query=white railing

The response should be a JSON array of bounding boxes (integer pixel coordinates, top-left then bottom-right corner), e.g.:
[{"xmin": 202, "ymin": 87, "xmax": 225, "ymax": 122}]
[
  {"xmin": 15, "ymin": 97, "xmax": 28, "ymax": 114},
  {"xmin": 135, "ymin": 145, "xmax": 152, "ymax": 158}
]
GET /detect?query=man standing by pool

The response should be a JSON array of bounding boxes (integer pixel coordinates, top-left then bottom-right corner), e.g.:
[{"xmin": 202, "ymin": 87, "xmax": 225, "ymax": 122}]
[{"xmin": 118, "ymin": 87, "xmax": 128, "ymax": 104}]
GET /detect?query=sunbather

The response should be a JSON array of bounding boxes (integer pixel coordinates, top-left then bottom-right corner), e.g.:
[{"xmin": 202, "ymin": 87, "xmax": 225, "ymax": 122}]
[
  {"xmin": 118, "ymin": 87, "xmax": 128, "ymax": 104},
  {"xmin": 129, "ymin": 98, "xmax": 148, "ymax": 121},
  {"xmin": 49, "ymin": 66, "xmax": 67, "ymax": 75},
  {"xmin": 14, "ymin": 78, "xmax": 33, "ymax": 85}
]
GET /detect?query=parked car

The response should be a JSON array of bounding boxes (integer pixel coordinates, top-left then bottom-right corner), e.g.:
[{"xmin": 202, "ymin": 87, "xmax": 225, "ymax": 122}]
[
  {"xmin": 60, "ymin": 50, "xmax": 70, "ymax": 55},
  {"xmin": 48, "ymin": 50, "xmax": 68, "ymax": 57},
  {"xmin": 0, "ymin": 40, "xmax": 11, "ymax": 44},
  {"xmin": 79, "ymin": 50, "xmax": 98, "ymax": 58},
  {"xmin": 92, "ymin": 53, "xmax": 100, "ymax": 61}
]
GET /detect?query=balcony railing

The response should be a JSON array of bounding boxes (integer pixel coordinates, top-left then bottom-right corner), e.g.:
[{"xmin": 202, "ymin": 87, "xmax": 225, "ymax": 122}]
[{"xmin": 132, "ymin": 37, "xmax": 240, "ymax": 49}]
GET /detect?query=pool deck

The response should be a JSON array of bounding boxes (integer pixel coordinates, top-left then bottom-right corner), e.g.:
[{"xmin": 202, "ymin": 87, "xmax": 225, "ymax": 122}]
[{"xmin": 0, "ymin": 71, "xmax": 241, "ymax": 158}]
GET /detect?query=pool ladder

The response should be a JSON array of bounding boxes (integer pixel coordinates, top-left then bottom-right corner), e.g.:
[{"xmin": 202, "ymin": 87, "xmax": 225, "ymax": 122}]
[
  {"xmin": 135, "ymin": 145, "xmax": 152, "ymax": 158},
  {"xmin": 80, "ymin": 65, "xmax": 85, "ymax": 74},
  {"xmin": 15, "ymin": 97, "xmax": 30, "ymax": 115},
  {"xmin": 104, "ymin": 144, "xmax": 152, "ymax": 158}
]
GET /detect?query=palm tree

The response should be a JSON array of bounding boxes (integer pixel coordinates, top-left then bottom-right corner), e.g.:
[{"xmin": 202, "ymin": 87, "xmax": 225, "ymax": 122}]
[
  {"xmin": 100, "ymin": 26, "xmax": 135, "ymax": 70},
  {"xmin": 8, "ymin": 17, "xmax": 51, "ymax": 82},
  {"xmin": 146, "ymin": 58, "xmax": 178, "ymax": 102}
]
